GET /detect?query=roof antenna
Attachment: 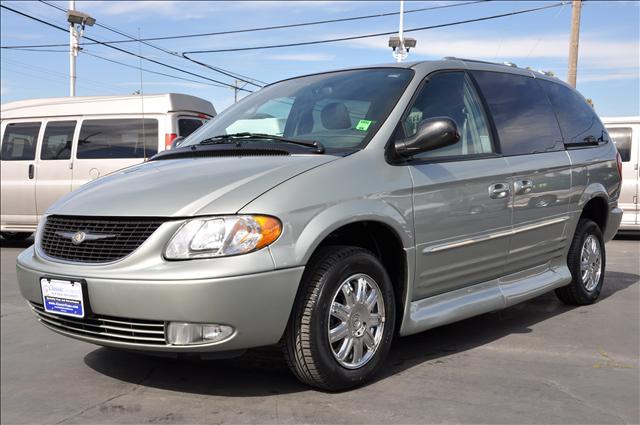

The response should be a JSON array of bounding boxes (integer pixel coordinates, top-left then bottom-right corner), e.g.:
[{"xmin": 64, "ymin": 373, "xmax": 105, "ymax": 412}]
[{"xmin": 137, "ymin": 27, "xmax": 147, "ymax": 160}]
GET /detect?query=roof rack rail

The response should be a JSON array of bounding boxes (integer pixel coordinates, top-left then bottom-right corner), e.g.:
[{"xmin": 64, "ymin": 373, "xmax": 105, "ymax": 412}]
[{"xmin": 443, "ymin": 56, "xmax": 518, "ymax": 68}]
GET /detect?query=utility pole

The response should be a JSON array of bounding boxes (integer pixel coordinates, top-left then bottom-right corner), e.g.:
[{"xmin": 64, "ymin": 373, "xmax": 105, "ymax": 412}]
[
  {"xmin": 567, "ymin": 0, "xmax": 582, "ymax": 88},
  {"xmin": 69, "ymin": 0, "xmax": 77, "ymax": 96},
  {"xmin": 234, "ymin": 79, "xmax": 239, "ymax": 103},
  {"xmin": 233, "ymin": 79, "xmax": 248, "ymax": 103}
]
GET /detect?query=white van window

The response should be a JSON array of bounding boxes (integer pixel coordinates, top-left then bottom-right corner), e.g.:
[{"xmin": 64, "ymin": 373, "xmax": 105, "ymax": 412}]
[
  {"xmin": 41, "ymin": 121, "xmax": 76, "ymax": 160},
  {"xmin": 178, "ymin": 118, "xmax": 204, "ymax": 138},
  {"xmin": 77, "ymin": 119, "xmax": 158, "ymax": 159},
  {"xmin": 608, "ymin": 127, "xmax": 632, "ymax": 162},
  {"xmin": 1, "ymin": 122, "xmax": 41, "ymax": 161}
]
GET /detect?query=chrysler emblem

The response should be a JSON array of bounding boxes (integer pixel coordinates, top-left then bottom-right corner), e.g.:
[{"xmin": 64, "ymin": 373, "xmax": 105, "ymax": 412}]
[
  {"xmin": 72, "ymin": 231, "xmax": 86, "ymax": 245},
  {"xmin": 56, "ymin": 230, "xmax": 116, "ymax": 244}
]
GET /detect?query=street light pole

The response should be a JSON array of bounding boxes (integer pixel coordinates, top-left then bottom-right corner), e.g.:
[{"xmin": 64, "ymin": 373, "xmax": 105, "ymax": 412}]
[
  {"xmin": 69, "ymin": 0, "xmax": 77, "ymax": 96},
  {"xmin": 389, "ymin": 0, "xmax": 416, "ymax": 63},
  {"xmin": 397, "ymin": 0, "xmax": 404, "ymax": 63},
  {"xmin": 567, "ymin": 0, "xmax": 582, "ymax": 88}
]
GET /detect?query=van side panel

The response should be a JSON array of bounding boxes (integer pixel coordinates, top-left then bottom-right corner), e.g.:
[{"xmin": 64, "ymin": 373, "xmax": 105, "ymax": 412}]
[{"xmin": 606, "ymin": 123, "xmax": 639, "ymax": 230}]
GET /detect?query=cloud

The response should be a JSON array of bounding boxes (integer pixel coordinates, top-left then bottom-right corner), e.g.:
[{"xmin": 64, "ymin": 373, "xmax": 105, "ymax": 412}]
[
  {"xmin": 576, "ymin": 70, "xmax": 640, "ymax": 83},
  {"xmin": 266, "ymin": 53, "xmax": 336, "ymax": 62},
  {"xmin": 350, "ymin": 32, "xmax": 639, "ymax": 70},
  {"xmin": 80, "ymin": 0, "xmax": 355, "ymax": 20},
  {"xmin": 0, "ymin": 80, "xmax": 9, "ymax": 96}
]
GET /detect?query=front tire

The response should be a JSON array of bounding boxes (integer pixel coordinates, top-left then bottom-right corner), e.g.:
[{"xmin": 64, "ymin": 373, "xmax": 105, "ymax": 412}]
[
  {"xmin": 283, "ymin": 246, "xmax": 395, "ymax": 391},
  {"xmin": 555, "ymin": 219, "xmax": 606, "ymax": 305}
]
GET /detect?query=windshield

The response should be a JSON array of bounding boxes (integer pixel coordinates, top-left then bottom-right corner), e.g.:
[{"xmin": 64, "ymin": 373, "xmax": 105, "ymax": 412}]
[{"xmin": 182, "ymin": 68, "xmax": 414, "ymax": 153}]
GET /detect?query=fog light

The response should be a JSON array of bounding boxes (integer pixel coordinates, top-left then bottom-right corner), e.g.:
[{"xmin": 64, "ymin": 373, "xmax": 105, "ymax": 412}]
[{"xmin": 167, "ymin": 322, "xmax": 234, "ymax": 345}]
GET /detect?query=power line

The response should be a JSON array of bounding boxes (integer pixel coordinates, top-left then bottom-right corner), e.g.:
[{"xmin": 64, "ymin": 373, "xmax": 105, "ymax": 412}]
[
  {"xmin": 80, "ymin": 50, "xmax": 229, "ymax": 89},
  {"xmin": 36, "ymin": 0, "xmax": 265, "ymax": 88},
  {"xmin": 2, "ymin": 56, "xmax": 121, "ymax": 91},
  {"xmin": 0, "ymin": 4, "xmax": 253, "ymax": 93},
  {"xmin": 2, "ymin": 47, "xmax": 68, "ymax": 52},
  {"xmin": 4, "ymin": 1, "xmax": 490, "ymax": 49},
  {"xmin": 184, "ymin": 2, "xmax": 566, "ymax": 54}
]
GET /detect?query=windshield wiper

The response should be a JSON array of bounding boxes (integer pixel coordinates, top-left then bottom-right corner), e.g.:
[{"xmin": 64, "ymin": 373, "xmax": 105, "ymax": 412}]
[{"xmin": 198, "ymin": 132, "xmax": 325, "ymax": 153}]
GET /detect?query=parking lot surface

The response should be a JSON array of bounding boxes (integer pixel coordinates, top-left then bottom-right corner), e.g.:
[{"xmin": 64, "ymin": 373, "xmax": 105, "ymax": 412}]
[{"xmin": 1, "ymin": 237, "xmax": 638, "ymax": 424}]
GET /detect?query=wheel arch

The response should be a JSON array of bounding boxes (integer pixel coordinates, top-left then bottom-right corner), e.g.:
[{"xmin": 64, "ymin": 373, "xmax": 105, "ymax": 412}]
[{"xmin": 281, "ymin": 200, "xmax": 414, "ymax": 334}]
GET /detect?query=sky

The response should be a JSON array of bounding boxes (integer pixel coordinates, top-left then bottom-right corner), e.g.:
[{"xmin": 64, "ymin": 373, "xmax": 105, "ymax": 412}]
[{"xmin": 1, "ymin": 0, "xmax": 638, "ymax": 117}]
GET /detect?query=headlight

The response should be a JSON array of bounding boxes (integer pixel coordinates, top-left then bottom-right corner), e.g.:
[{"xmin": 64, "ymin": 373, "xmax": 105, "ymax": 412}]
[{"xmin": 164, "ymin": 215, "xmax": 281, "ymax": 259}]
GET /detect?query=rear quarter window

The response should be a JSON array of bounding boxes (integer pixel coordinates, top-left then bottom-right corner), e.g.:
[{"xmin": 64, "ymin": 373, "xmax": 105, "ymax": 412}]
[
  {"xmin": 607, "ymin": 127, "xmax": 632, "ymax": 161},
  {"xmin": 178, "ymin": 118, "xmax": 204, "ymax": 138},
  {"xmin": 471, "ymin": 71, "xmax": 563, "ymax": 155},
  {"xmin": 1, "ymin": 122, "xmax": 41, "ymax": 161},
  {"xmin": 77, "ymin": 118, "xmax": 158, "ymax": 159},
  {"xmin": 539, "ymin": 80, "xmax": 608, "ymax": 147}
]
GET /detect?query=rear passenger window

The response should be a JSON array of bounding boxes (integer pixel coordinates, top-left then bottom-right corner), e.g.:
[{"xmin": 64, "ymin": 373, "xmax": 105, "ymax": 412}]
[
  {"xmin": 41, "ymin": 121, "xmax": 75, "ymax": 160},
  {"xmin": 404, "ymin": 72, "xmax": 493, "ymax": 158},
  {"xmin": 539, "ymin": 80, "xmax": 608, "ymax": 147},
  {"xmin": 471, "ymin": 71, "xmax": 563, "ymax": 155},
  {"xmin": 178, "ymin": 118, "xmax": 204, "ymax": 138},
  {"xmin": 1, "ymin": 122, "xmax": 41, "ymax": 161},
  {"xmin": 77, "ymin": 119, "xmax": 158, "ymax": 159},
  {"xmin": 607, "ymin": 127, "xmax": 632, "ymax": 162}
]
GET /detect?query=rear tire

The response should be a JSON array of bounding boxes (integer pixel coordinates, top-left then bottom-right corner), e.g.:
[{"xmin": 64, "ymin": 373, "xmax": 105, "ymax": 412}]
[
  {"xmin": 1, "ymin": 232, "xmax": 31, "ymax": 241},
  {"xmin": 555, "ymin": 219, "xmax": 605, "ymax": 305},
  {"xmin": 283, "ymin": 246, "xmax": 395, "ymax": 391}
]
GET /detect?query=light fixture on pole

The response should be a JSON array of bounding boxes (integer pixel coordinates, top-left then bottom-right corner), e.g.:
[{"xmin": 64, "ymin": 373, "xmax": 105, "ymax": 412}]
[
  {"xmin": 67, "ymin": 1, "xmax": 95, "ymax": 96},
  {"xmin": 389, "ymin": 0, "xmax": 416, "ymax": 63}
]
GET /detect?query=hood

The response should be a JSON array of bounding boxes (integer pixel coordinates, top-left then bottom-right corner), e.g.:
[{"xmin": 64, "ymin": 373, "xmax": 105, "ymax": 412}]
[{"xmin": 49, "ymin": 155, "xmax": 337, "ymax": 217}]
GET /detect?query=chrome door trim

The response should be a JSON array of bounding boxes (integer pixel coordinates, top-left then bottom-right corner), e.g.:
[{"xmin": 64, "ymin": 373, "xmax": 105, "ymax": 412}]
[{"xmin": 423, "ymin": 216, "xmax": 569, "ymax": 253}]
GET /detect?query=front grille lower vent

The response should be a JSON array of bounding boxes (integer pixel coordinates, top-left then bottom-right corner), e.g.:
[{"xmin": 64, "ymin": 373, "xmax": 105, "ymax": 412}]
[
  {"xmin": 40, "ymin": 215, "xmax": 165, "ymax": 263},
  {"xmin": 30, "ymin": 302, "xmax": 166, "ymax": 345}
]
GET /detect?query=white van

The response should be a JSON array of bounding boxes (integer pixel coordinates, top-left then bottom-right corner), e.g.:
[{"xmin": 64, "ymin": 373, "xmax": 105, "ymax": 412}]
[
  {"xmin": 1, "ymin": 94, "xmax": 216, "ymax": 240},
  {"xmin": 603, "ymin": 116, "xmax": 639, "ymax": 231}
]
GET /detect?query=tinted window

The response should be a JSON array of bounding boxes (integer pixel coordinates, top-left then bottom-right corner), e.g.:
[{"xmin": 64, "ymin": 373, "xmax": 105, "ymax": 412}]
[
  {"xmin": 182, "ymin": 69, "xmax": 414, "ymax": 153},
  {"xmin": 1, "ymin": 122, "xmax": 40, "ymax": 161},
  {"xmin": 539, "ymin": 80, "xmax": 607, "ymax": 146},
  {"xmin": 471, "ymin": 71, "xmax": 563, "ymax": 155},
  {"xmin": 404, "ymin": 72, "xmax": 493, "ymax": 158},
  {"xmin": 607, "ymin": 127, "xmax": 632, "ymax": 162},
  {"xmin": 41, "ymin": 121, "xmax": 75, "ymax": 160},
  {"xmin": 77, "ymin": 119, "xmax": 158, "ymax": 159},
  {"xmin": 178, "ymin": 118, "xmax": 203, "ymax": 138}
]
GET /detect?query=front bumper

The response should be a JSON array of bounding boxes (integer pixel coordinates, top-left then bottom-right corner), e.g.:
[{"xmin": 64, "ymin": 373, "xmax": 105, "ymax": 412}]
[{"xmin": 16, "ymin": 247, "xmax": 304, "ymax": 352}]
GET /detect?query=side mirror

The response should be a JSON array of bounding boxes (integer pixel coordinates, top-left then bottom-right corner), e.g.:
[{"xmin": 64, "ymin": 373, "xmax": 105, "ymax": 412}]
[
  {"xmin": 394, "ymin": 117, "xmax": 460, "ymax": 158},
  {"xmin": 171, "ymin": 136, "xmax": 185, "ymax": 149}
]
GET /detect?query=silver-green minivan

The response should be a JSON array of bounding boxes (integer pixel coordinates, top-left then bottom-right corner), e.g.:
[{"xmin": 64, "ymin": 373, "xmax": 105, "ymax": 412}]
[{"xmin": 16, "ymin": 59, "xmax": 623, "ymax": 390}]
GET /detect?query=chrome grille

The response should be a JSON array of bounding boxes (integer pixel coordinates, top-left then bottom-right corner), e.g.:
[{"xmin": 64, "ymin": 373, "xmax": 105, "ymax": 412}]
[
  {"xmin": 30, "ymin": 302, "xmax": 166, "ymax": 346},
  {"xmin": 40, "ymin": 215, "xmax": 165, "ymax": 263}
]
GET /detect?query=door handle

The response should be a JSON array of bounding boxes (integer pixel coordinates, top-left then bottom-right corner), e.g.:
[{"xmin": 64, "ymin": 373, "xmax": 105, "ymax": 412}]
[
  {"xmin": 28, "ymin": 164, "xmax": 34, "ymax": 180},
  {"xmin": 514, "ymin": 180, "xmax": 534, "ymax": 195},
  {"xmin": 488, "ymin": 183, "xmax": 510, "ymax": 199}
]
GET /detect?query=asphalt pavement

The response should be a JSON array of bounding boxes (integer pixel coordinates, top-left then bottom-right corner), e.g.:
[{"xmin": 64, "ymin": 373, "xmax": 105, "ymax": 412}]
[{"xmin": 1, "ymin": 236, "xmax": 638, "ymax": 424}]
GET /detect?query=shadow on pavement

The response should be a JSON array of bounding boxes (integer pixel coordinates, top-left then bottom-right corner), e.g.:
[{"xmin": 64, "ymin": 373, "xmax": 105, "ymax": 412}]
[
  {"xmin": 83, "ymin": 270, "xmax": 638, "ymax": 396},
  {"xmin": 614, "ymin": 232, "xmax": 640, "ymax": 241},
  {"xmin": 0, "ymin": 236, "xmax": 33, "ymax": 249}
]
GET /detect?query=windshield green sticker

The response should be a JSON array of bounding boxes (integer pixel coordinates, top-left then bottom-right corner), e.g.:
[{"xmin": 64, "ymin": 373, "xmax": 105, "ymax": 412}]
[{"xmin": 356, "ymin": 119, "xmax": 373, "ymax": 131}]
